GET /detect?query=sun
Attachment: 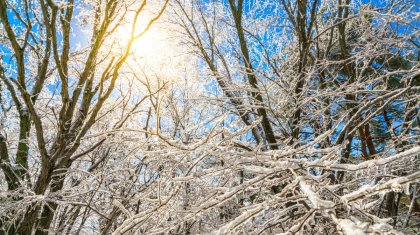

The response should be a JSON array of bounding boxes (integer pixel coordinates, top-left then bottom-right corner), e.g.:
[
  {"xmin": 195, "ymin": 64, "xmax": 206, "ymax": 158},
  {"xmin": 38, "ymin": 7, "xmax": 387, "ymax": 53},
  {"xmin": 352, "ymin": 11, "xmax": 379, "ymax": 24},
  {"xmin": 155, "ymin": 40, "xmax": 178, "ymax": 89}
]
[
  {"xmin": 116, "ymin": 22, "xmax": 164, "ymax": 60},
  {"xmin": 114, "ymin": 15, "xmax": 190, "ymax": 86},
  {"xmin": 111, "ymin": 3, "xmax": 195, "ymax": 86}
]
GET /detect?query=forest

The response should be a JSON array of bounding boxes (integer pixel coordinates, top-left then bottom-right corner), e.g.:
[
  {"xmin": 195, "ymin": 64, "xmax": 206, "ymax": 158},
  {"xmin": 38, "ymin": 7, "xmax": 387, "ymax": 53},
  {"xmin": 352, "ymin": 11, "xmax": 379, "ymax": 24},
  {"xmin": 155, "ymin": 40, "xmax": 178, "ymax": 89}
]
[{"xmin": 0, "ymin": 0, "xmax": 419, "ymax": 234}]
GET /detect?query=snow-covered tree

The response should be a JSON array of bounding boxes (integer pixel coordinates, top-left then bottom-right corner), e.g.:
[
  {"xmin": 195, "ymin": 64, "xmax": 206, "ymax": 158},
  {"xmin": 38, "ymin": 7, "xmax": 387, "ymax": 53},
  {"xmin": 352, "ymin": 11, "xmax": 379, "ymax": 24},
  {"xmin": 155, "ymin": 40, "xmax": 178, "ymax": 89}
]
[{"xmin": 0, "ymin": 0, "xmax": 419, "ymax": 234}]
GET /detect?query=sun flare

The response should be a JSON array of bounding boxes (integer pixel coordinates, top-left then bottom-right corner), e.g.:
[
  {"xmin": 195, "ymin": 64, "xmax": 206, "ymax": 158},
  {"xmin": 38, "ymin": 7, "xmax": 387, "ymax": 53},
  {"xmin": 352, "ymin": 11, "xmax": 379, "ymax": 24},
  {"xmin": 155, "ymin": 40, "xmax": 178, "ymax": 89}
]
[
  {"xmin": 117, "ymin": 23, "xmax": 165, "ymax": 60},
  {"xmin": 114, "ymin": 16, "xmax": 191, "ymax": 85}
]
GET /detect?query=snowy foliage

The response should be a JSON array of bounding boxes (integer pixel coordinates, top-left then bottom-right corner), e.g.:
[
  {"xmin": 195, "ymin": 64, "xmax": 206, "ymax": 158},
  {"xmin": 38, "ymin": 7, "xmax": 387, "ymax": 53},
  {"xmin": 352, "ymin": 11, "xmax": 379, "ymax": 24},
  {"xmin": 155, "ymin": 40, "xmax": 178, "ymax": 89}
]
[{"xmin": 0, "ymin": 0, "xmax": 419, "ymax": 234}]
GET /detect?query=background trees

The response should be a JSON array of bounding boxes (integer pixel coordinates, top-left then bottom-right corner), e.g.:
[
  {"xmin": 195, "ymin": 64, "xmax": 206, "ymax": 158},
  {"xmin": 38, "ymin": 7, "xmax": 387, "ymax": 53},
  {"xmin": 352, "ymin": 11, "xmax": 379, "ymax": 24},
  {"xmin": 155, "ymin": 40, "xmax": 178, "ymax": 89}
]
[{"xmin": 1, "ymin": 0, "xmax": 419, "ymax": 234}]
